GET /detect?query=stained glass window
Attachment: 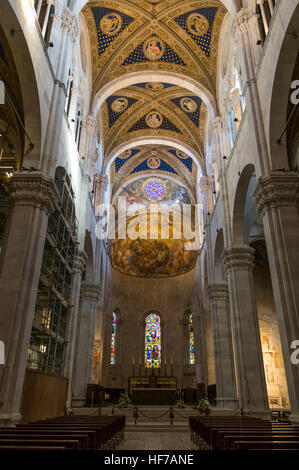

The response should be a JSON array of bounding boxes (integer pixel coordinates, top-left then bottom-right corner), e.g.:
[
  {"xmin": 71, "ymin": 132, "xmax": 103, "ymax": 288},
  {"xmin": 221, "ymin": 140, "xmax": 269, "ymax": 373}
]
[
  {"xmin": 145, "ymin": 313, "xmax": 161, "ymax": 368},
  {"xmin": 110, "ymin": 312, "xmax": 117, "ymax": 365},
  {"xmin": 188, "ymin": 313, "xmax": 195, "ymax": 364},
  {"xmin": 144, "ymin": 182, "xmax": 164, "ymax": 199}
]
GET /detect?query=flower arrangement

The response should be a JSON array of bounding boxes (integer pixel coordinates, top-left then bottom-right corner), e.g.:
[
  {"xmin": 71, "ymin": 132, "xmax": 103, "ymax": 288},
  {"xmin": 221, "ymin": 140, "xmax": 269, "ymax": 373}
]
[
  {"xmin": 176, "ymin": 399, "xmax": 186, "ymax": 409},
  {"xmin": 195, "ymin": 397, "xmax": 210, "ymax": 413},
  {"xmin": 118, "ymin": 392, "xmax": 131, "ymax": 408}
]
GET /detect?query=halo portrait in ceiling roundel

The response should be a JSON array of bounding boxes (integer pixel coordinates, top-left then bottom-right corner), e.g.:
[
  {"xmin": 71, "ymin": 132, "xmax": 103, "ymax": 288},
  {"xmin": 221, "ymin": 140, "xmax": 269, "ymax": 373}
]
[
  {"xmin": 111, "ymin": 97, "xmax": 128, "ymax": 113},
  {"xmin": 119, "ymin": 149, "xmax": 132, "ymax": 159},
  {"xmin": 187, "ymin": 13, "xmax": 210, "ymax": 37},
  {"xmin": 100, "ymin": 13, "xmax": 123, "ymax": 36},
  {"xmin": 145, "ymin": 83, "xmax": 164, "ymax": 91},
  {"xmin": 143, "ymin": 36, "xmax": 165, "ymax": 61},
  {"xmin": 176, "ymin": 150, "xmax": 189, "ymax": 160},
  {"xmin": 146, "ymin": 111, "xmax": 163, "ymax": 129},
  {"xmin": 147, "ymin": 156, "xmax": 161, "ymax": 170},
  {"xmin": 180, "ymin": 97, "xmax": 197, "ymax": 113}
]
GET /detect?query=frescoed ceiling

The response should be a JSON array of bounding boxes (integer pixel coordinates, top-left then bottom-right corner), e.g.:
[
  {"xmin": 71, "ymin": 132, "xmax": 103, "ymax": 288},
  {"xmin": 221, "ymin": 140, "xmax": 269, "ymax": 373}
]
[
  {"xmin": 101, "ymin": 83, "xmax": 207, "ymax": 158},
  {"xmin": 83, "ymin": 1, "xmax": 227, "ymax": 93},
  {"xmin": 81, "ymin": 1, "xmax": 228, "ymax": 277}
]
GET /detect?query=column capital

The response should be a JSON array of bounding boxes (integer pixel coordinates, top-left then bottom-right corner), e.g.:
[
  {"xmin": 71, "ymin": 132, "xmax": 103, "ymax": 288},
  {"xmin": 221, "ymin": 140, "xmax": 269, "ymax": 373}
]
[
  {"xmin": 80, "ymin": 282, "xmax": 101, "ymax": 301},
  {"xmin": 73, "ymin": 249, "xmax": 87, "ymax": 274},
  {"xmin": 253, "ymin": 172, "xmax": 299, "ymax": 216},
  {"xmin": 208, "ymin": 282, "xmax": 229, "ymax": 300},
  {"xmin": 200, "ymin": 176, "xmax": 213, "ymax": 191},
  {"xmin": 8, "ymin": 171, "xmax": 57, "ymax": 215},
  {"xmin": 60, "ymin": 7, "xmax": 78, "ymax": 41},
  {"xmin": 212, "ymin": 116, "xmax": 225, "ymax": 135},
  {"xmin": 235, "ymin": 8, "xmax": 250, "ymax": 35},
  {"xmin": 85, "ymin": 115, "xmax": 97, "ymax": 132},
  {"xmin": 223, "ymin": 245, "xmax": 255, "ymax": 272},
  {"xmin": 96, "ymin": 174, "xmax": 108, "ymax": 190}
]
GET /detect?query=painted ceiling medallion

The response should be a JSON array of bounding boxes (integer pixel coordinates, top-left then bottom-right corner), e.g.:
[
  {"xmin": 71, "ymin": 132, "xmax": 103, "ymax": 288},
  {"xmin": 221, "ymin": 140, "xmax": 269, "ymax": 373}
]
[
  {"xmin": 111, "ymin": 97, "xmax": 128, "ymax": 113},
  {"xmin": 146, "ymin": 111, "xmax": 163, "ymax": 128},
  {"xmin": 147, "ymin": 156, "xmax": 161, "ymax": 170},
  {"xmin": 143, "ymin": 179, "xmax": 165, "ymax": 200},
  {"xmin": 143, "ymin": 36, "xmax": 165, "ymax": 61},
  {"xmin": 145, "ymin": 82, "xmax": 164, "ymax": 91},
  {"xmin": 187, "ymin": 13, "xmax": 209, "ymax": 37},
  {"xmin": 119, "ymin": 149, "xmax": 132, "ymax": 159},
  {"xmin": 100, "ymin": 13, "xmax": 123, "ymax": 36},
  {"xmin": 180, "ymin": 97, "xmax": 197, "ymax": 113},
  {"xmin": 176, "ymin": 150, "xmax": 189, "ymax": 159}
]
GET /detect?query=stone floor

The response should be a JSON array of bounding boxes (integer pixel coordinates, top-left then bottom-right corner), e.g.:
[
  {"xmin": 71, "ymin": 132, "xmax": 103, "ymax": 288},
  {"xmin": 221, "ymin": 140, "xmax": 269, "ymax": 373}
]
[{"xmin": 119, "ymin": 430, "xmax": 198, "ymax": 450}]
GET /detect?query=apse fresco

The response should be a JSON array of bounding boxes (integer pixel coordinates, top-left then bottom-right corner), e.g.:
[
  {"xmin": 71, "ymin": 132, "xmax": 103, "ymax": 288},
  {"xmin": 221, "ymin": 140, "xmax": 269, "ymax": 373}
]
[
  {"xmin": 111, "ymin": 178, "xmax": 197, "ymax": 277},
  {"xmin": 111, "ymin": 213, "xmax": 197, "ymax": 277},
  {"xmin": 145, "ymin": 314, "xmax": 161, "ymax": 368}
]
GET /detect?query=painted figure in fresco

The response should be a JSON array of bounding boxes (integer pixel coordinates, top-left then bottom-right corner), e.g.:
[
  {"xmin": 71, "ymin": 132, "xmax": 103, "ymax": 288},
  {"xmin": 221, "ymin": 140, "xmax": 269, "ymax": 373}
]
[
  {"xmin": 146, "ymin": 111, "xmax": 163, "ymax": 128},
  {"xmin": 112, "ymin": 97, "xmax": 128, "ymax": 113},
  {"xmin": 187, "ymin": 13, "xmax": 209, "ymax": 36},
  {"xmin": 148, "ymin": 157, "xmax": 161, "ymax": 169},
  {"xmin": 146, "ymin": 82, "xmax": 164, "ymax": 91},
  {"xmin": 180, "ymin": 97, "xmax": 197, "ymax": 113},
  {"xmin": 119, "ymin": 149, "xmax": 132, "ymax": 159},
  {"xmin": 100, "ymin": 13, "xmax": 122, "ymax": 36},
  {"xmin": 144, "ymin": 38, "xmax": 164, "ymax": 60}
]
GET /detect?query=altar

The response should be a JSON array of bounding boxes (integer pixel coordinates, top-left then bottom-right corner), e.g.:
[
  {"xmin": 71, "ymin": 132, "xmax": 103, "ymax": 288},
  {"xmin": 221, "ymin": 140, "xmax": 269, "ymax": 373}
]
[
  {"xmin": 129, "ymin": 375, "xmax": 177, "ymax": 405},
  {"xmin": 131, "ymin": 388, "xmax": 176, "ymax": 405}
]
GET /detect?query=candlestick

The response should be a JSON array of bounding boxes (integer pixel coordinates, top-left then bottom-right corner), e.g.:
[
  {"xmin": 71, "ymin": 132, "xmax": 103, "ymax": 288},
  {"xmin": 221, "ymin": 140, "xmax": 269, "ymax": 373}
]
[
  {"xmin": 171, "ymin": 357, "xmax": 173, "ymax": 365},
  {"xmin": 132, "ymin": 357, "xmax": 135, "ymax": 365}
]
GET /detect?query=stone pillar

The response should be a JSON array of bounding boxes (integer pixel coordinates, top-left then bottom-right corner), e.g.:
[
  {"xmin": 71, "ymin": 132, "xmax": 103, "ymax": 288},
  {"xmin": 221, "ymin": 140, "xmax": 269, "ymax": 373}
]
[
  {"xmin": 42, "ymin": 7, "xmax": 78, "ymax": 174},
  {"xmin": 235, "ymin": 9, "xmax": 276, "ymax": 173},
  {"xmin": 208, "ymin": 282, "xmax": 238, "ymax": 410},
  {"xmin": 72, "ymin": 283, "xmax": 100, "ymax": 407},
  {"xmin": 230, "ymin": 88, "xmax": 242, "ymax": 131},
  {"xmin": 64, "ymin": 249, "xmax": 86, "ymax": 407},
  {"xmin": 95, "ymin": 174, "xmax": 108, "ymax": 211},
  {"xmin": 223, "ymin": 245, "xmax": 270, "ymax": 417},
  {"xmin": 257, "ymin": 0, "xmax": 269, "ymax": 35},
  {"xmin": 253, "ymin": 172, "xmax": 299, "ymax": 424},
  {"xmin": 0, "ymin": 172, "xmax": 56, "ymax": 425},
  {"xmin": 213, "ymin": 118, "xmax": 233, "ymax": 246}
]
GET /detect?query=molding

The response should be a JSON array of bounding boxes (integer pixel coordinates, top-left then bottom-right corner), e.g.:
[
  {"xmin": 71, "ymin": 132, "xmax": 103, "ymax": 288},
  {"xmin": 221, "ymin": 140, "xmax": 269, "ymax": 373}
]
[
  {"xmin": 73, "ymin": 249, "xmax": 87, "ymax": 274},
  {"xmin": 208, "ymin": 281, "xmax": 229, "ymax": 300},
  {"xmin": 8, "ymin": 172, "xmax": 57, "ymax": 215},
  {"xmin": 253, "ymin": 172, "xmax": 299, "ymax": 216},
  {"xmin": 80, "ymin": 282, "xmax": 101, "ymax": 301},
  {"xmin": 223, "ymin": 245, "xmax": 255, "ymax": 272}
]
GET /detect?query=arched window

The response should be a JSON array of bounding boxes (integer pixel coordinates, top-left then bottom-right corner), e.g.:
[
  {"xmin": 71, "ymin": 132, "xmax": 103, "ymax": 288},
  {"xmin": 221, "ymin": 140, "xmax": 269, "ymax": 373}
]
[
  {"xmin": 110, "ymin": 312, "xmax": 117, "ymax": 365},
  {"xmin": 145, "ymin": 313, "xmax": 161, "ymax": 368},
  {"xmin": 188, "ymin": 313, "xmax": 195, "ymax": 365}
]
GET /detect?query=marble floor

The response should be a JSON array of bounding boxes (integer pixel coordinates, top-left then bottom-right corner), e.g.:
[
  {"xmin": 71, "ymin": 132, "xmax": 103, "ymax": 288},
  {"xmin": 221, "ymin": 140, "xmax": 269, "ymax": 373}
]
[{"xmin": 119, "ymin": 431, "xmax": 198, "ymax": 450}]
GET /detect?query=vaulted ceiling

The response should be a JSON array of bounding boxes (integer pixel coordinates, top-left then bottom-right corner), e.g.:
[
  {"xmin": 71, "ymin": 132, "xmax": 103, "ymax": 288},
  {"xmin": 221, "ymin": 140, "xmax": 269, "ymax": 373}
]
[
  {"xmin": 83, "ymin": 1, "xmax": 227, "ymax": 189},
  {"xmin": 81, "ymin": 1, "xmax": 227, "ymax": 276}
]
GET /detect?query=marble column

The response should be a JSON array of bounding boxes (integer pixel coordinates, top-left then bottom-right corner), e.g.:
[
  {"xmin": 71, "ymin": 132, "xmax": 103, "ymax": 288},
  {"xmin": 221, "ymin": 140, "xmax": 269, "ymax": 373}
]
[
  {"xmin": 95, "ymin": 174, "xmax": 108, "ymax": 211},
  {"xmin": 208, "ymin": 282, "xmax": 238, "ymax": 410},
  {"xmin": 213, "ymin": 118, "xmax": 233, "ymax": 245},
  {"xmin": 42, "ymin": 7, "xmax": 78, "ymax": 174},
  {"xmin": 223, "ymin": 245, "xmax": 270, "ymax": 417},
  {"xmin": 253, "ymin": 172, "xmax": 299, "ymax": 424},
  {"xmin": 64, "ymin": 249, "xmax": 86, "ymax": 407},
  {"xmin": 0, "ymin": 172, "xmax": 56, "ymax": 426},
  {"xmin": 72, "ymin": 283, "xmax": 100, "ymax": 407}
]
